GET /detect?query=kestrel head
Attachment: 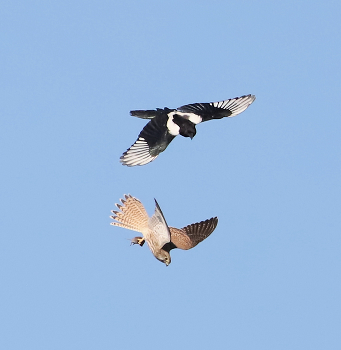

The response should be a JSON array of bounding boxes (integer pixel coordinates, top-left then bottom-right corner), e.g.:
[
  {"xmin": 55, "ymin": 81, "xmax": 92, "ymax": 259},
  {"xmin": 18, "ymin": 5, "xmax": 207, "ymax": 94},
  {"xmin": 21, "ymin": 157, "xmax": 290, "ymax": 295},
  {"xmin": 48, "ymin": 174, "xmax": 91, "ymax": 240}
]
[{"xmin": 155, "ymin": 250, "xmax": 171, "ymax": 266}]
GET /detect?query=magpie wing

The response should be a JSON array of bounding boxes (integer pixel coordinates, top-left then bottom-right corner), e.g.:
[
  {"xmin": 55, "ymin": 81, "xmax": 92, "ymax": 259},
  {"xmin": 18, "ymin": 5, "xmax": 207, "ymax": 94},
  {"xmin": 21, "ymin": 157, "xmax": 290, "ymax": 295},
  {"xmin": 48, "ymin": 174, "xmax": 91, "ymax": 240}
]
[{"xmin": 177, "ymin": 94, "xmax": 255, "ymax": 122}]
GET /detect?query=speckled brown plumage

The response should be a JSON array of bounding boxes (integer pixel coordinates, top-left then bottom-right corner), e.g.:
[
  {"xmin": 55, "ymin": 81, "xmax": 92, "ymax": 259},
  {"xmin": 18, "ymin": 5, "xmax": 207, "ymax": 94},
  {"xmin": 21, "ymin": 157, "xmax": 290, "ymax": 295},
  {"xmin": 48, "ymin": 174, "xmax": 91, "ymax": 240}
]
[
  {"xmin": 110, "ymin": 194, "xmax": 218, "ymax": 266},
  {"xmin": 169, "ymin": 217, "xmax": 218, "ymax": 250}
]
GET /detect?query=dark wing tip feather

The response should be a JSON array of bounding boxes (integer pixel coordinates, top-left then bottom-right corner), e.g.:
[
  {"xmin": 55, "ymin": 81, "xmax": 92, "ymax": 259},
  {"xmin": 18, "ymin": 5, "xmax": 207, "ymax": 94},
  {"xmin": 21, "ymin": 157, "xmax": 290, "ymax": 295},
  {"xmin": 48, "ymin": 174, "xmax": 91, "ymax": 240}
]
[{"xmin": 183, "ymin": 216, "xmax": 218, "ymax": 248}]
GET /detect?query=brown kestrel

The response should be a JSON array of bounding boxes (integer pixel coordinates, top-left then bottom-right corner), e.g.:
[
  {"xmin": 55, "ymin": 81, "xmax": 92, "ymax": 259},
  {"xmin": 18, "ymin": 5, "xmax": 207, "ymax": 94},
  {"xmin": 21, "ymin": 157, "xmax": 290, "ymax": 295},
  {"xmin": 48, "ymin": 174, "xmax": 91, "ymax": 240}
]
[{"xmin": 110, "ymin": 194, "xmax": 218, "ymax": 266}]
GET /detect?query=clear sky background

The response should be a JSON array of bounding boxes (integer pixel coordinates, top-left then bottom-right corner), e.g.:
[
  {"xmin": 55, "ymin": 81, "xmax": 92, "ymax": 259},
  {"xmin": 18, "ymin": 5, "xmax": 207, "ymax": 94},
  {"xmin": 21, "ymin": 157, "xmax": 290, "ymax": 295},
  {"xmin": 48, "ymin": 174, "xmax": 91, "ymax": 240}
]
[{"xmin": 1, "ymin": 1, "xmax": 340, "ymax": 349}]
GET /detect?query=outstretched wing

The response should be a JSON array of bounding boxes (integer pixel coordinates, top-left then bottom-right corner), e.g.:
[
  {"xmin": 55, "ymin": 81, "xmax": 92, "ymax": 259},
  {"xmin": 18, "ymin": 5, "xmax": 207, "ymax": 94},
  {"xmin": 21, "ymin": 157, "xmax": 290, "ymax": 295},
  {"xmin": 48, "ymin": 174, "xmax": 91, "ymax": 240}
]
[
  {"xmin": 148, "ymin": 199, "xmax": 171, "ymax": 249},
  {"xmin": 120, "ymin": 114, "xmax": 176, "ymax": 167},
  {"xmin": 177, "ymin": 94, "xmax": 255, "ymax": 122},
  {"xmin": 167, "ymin": 217, "xmax": 218, "ymax": 250}
]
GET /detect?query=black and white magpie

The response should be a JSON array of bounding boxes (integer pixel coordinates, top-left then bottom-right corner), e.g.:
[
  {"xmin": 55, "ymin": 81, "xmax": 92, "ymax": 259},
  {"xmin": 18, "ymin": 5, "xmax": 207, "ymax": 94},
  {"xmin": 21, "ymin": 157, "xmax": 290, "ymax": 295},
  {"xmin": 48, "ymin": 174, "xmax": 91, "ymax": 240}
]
[{"xmin": 120, "ymin": 94, "xmax": 256, "ymax": 166}]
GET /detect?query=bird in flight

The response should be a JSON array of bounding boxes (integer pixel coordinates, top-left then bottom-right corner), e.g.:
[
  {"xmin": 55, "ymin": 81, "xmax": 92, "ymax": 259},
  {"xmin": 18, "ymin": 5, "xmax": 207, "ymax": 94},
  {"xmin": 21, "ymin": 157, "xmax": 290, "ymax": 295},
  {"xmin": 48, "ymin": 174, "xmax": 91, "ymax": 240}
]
[
  {"xmin": 120, "ymin": 94, "xmax": 256, "ymax": 166},
  {"xmin": 110, "ymin": 194, "xmax": 218, "ymax": 266}
]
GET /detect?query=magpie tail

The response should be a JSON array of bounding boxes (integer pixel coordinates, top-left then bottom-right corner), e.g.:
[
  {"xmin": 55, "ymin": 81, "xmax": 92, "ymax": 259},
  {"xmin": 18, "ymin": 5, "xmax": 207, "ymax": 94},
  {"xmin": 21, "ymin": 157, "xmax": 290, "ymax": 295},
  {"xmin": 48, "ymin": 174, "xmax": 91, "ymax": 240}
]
[{"xmin": 130, "ymin": 110, "xmax": 158, "ymax": 119}]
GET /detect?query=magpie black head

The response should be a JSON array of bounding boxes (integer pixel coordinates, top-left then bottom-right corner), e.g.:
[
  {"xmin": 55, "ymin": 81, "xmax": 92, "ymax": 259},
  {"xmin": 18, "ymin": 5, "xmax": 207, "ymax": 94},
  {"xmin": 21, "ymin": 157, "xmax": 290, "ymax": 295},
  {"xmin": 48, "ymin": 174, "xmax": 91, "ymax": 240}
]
[
  {"xmin": 172, "ymin": 114, "xmax": 197, "ymax": 139},
  {"xmin": 179, "ymin": 122, "xmax": 196, "ymax": 139}
]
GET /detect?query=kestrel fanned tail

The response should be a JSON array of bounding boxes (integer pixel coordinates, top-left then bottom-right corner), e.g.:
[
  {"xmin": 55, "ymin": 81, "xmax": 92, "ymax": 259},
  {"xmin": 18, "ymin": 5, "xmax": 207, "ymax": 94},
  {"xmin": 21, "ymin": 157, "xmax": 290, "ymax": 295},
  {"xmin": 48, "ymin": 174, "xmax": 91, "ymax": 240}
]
[{"xmin": 110, "ymin": 194, "xmax": 149, "ymax": 234}]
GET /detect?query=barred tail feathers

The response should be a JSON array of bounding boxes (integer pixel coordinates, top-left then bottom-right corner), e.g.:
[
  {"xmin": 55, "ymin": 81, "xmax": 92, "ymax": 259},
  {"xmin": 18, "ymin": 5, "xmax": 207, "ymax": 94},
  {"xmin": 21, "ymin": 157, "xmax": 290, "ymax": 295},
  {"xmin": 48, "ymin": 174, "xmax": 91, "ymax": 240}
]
[{"xmin": 110, "ymin": 194, "xmax": 150, "ymax": 234}]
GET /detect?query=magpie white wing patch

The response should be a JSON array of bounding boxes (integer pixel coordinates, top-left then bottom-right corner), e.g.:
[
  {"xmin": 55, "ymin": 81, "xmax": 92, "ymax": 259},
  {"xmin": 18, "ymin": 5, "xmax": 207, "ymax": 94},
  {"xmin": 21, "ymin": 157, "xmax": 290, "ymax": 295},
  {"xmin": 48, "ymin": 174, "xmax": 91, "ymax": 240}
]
[
  {"xmin": 168, "ymin": 111, "xmax": 202, "ymax": 125},
  {"xmin": 120, "ymin": 137, "xmax": 157, "ymax": 166},
  {"xmin": 166, "ymin": 115, "xmax": 180, "ymax": 136}
]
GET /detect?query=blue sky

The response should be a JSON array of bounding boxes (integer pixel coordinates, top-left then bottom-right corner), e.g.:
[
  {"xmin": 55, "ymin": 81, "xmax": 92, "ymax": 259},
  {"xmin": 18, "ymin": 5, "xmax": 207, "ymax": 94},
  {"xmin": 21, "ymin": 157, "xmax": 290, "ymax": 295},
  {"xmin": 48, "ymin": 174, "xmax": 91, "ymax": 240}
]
[{"xmin": 1, "ymin": 0, "xmax": 340, "ymax": 349}]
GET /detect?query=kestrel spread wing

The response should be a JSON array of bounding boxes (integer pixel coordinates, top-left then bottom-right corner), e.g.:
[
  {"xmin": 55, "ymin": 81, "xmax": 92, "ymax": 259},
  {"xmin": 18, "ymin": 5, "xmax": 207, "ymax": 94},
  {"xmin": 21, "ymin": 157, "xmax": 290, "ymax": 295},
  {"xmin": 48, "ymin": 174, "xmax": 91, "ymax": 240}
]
[
  {"xmin": 120, "ymin": 94, "xmax": 255, "ymax": 166},
  {"xmin": 164, "ymin": 217, "xmax": 218, "ymax": 251},
  {"xmin": 110, "ymin": 195, "xmax": 218, "ymax": 266}
]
